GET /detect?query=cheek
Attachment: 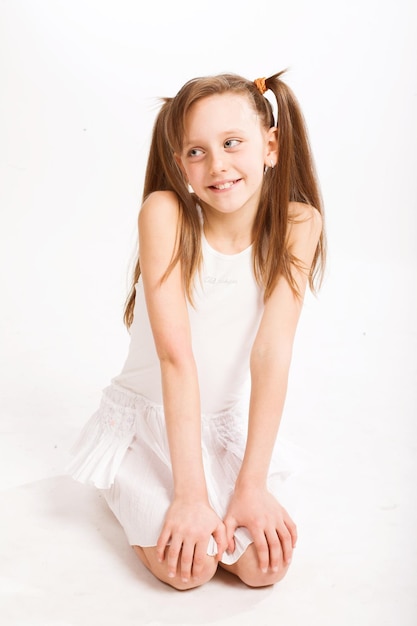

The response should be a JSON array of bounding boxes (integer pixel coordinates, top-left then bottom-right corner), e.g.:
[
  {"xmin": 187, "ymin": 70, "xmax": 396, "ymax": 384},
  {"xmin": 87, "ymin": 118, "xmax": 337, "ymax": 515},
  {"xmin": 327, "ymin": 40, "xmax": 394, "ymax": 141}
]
[{"xmin": 186, "ymin": 164, "xmax": 203, "ymax": 183}]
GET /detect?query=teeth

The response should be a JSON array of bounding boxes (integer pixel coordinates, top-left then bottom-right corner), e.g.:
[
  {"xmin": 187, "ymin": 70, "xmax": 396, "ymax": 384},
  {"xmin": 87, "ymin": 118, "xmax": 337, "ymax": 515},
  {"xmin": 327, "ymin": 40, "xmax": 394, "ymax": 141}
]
[{"xmin": 214, "ymin": 181, "xmax": 234, "ymax": 190}]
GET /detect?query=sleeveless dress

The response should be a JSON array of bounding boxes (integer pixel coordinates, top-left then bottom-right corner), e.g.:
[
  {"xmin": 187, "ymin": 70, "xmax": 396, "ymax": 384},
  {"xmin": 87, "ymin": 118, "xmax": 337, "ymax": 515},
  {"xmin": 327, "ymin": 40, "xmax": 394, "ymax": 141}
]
[{"xmin": 67, "ymin": 228, "xmax": 296, "ymax": 564}]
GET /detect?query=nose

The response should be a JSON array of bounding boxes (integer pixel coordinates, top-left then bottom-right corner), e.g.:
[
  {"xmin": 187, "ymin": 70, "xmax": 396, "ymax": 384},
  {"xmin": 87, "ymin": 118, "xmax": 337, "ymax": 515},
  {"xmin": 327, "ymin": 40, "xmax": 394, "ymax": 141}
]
[{"xmin": 208, "ymin": 150, "xmax": 227, "ymax": 175}]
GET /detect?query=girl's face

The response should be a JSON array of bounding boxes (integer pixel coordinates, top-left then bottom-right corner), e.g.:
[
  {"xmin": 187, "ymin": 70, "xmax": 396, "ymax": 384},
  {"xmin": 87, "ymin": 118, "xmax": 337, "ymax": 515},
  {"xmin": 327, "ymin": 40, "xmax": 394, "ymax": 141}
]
[{"xmin": 175, "ymin": 93, "xmax": 277, "ymax": 218}]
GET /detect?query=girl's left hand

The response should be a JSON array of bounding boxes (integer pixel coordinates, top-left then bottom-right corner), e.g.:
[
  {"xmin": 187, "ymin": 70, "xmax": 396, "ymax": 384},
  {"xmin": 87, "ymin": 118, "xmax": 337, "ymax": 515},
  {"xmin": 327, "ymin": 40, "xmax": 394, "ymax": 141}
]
[{"xmin": 223, "ymin": 486, "xmax": 297, "ymax": 573}]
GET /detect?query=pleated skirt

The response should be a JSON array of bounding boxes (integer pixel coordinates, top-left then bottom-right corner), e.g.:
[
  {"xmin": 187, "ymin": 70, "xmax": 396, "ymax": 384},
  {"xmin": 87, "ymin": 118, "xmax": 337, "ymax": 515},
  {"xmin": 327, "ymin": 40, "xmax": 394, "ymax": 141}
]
[{"xmin": 67, "ymin": 384, "xmax": 299, "ymax": 565}]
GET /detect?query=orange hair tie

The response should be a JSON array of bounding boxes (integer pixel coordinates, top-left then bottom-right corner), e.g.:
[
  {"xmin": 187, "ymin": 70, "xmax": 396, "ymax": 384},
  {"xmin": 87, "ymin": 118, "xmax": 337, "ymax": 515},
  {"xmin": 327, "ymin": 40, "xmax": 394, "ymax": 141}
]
[{"xmin": 254, "ymin": 77, "xmax": 267, "ymax": 95}]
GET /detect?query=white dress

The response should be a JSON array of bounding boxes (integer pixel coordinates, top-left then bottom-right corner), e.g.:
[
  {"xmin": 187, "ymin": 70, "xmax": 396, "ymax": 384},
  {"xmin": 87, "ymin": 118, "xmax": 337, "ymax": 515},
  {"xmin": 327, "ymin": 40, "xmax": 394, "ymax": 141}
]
[{"xmin": 67, "ymin": 230, "xmax": 296, "ymax": 564}]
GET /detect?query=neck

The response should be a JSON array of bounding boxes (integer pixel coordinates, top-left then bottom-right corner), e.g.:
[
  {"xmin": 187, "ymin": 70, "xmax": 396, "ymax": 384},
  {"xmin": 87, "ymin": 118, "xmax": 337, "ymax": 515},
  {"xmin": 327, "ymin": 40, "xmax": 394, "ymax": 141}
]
[{"xmin": 199, "ymin": 203, "xmax": 256, "ymax": 255}]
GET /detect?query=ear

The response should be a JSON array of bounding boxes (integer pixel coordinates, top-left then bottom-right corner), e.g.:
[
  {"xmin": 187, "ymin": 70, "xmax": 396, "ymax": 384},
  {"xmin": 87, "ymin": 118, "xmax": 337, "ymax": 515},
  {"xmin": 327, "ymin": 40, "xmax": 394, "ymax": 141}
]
[{"xmin": 264, "ymin": 126, "xmax": 278, "ymax": 168}]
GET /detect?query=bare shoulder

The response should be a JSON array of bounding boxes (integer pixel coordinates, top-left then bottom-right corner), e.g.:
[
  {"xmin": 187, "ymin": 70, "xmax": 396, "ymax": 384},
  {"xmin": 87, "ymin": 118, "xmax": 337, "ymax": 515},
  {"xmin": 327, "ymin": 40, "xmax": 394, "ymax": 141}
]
[
  {"xmin": 139, "ymin": 190, "xmax": 180, "ymax": 228},
  {"xmin": 138, "ymin": 191, "xmax": 182, "ymax": 274},
  {"xmin": 288, "ymin": 201, "xmax": 322, "ymax": 229},
  {"xmin": 284, "ymin": 202, "xmax": 323, "ymax": 270},
  {"xmin": 287, "ymin": 201, "xmax": 322, "ymax": 243}
]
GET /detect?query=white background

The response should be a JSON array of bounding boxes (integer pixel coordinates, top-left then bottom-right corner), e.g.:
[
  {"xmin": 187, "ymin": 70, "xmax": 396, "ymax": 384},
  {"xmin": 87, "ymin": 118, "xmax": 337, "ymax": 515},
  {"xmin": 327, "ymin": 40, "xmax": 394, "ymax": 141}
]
[{"xmin": 0, "ymin": 1, "xmax": 416, "ymax": 625}]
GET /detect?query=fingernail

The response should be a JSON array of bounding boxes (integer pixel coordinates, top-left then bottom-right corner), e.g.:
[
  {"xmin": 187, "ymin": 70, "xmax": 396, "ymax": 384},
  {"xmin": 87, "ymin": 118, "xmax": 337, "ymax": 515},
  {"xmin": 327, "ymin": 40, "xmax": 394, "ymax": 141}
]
[
  {"xmin": 181, "ymin": 577, "xmax": 188, "ymax": 583},
  {"xmin": 168, "ymin": 572, "xmax": 175, "ymax": 578},
  {"xmin": 272, "ymin": 566, "xmax": 279, "ymax": 573},
  {"xmin": 261, "ymin": 567, "xmax": 268, "ymax": 574}
]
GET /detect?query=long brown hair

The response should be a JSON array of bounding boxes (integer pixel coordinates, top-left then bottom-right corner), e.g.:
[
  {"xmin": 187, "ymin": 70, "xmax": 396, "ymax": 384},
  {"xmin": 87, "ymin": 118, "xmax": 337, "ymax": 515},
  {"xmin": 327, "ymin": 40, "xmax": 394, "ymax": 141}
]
[{"xmin": 123, "ymin": 71, "xmax": 326, "ymax": 327}]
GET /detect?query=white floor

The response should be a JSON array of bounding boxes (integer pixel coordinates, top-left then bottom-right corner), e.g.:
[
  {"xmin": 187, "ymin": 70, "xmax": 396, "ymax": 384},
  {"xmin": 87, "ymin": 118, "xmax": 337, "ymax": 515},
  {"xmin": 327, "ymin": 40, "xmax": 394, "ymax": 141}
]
[{"xmin": 1, "ymin": 261, "xmax": 416, "ymax": 626}]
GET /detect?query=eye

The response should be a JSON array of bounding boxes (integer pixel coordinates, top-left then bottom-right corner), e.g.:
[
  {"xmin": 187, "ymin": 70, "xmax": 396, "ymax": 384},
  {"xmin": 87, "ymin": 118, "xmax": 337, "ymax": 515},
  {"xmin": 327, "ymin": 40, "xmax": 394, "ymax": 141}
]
[
  {"xmin": 187, "ymin": 147, "xmax": 204, "ymax": 158},
  {"xmin": 224, "ymin": 139, "xmax": 241, "ymax": 149}
]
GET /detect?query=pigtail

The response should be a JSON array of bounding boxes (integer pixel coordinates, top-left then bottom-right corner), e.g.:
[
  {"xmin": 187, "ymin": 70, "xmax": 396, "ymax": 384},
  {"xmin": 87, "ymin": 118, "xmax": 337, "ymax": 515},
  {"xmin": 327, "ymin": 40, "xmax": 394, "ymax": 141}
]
[
  {"xmin": 124, "ymin": 101, "xmax": 171, "ymax": 327},
  {"xmin": 123, "ymin": 99, "xmax": 202, "ymax": 328},
  {"xmin": 253, "ymin": 71, "xmax": 325, "ymax": 298},
  {"xmin": 268, "ymin": 72, "xmax": 323, "ymax": 210}
]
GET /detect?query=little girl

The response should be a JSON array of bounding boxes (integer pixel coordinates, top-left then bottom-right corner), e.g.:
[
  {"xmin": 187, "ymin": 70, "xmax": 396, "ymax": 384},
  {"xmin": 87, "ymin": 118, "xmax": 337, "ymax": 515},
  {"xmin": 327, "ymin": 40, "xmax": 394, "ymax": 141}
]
[{"xmin": 68, "ymin": 70, "xmax": 326, "ymax": 590}]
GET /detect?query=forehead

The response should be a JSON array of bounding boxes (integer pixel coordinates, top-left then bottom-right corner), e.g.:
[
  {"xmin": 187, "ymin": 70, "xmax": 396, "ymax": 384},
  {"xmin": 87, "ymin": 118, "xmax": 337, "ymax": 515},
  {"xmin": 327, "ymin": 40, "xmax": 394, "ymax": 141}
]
[{"xmin": 183, "ymin": 93, "xmax": 260, "ymax": 139}]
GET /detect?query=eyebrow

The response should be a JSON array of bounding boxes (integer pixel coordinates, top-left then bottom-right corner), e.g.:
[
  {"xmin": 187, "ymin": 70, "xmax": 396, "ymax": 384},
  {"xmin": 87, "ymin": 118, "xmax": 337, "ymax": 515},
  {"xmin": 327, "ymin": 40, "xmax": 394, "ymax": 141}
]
[{"xmin": 183, "ymin": 129, "xmax": 246, "ymax": 149}]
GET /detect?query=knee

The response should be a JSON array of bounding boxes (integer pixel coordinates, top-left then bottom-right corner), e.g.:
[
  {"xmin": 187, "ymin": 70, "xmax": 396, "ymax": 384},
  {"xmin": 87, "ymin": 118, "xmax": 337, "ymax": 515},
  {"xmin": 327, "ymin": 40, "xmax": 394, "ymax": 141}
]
[
  {"xmin": 133, "ymin": 546, "xmax": 218, "ymax": 591},
  {"xmin": 239, "ymin": 563, "xmax": 289, "ymax": 588},
  {"xmin": 165, "ymin": 556, "xmax": 218, "ymax": 591},
  {"xmin": 234, "ymin": 545, "xmax": 290, "ymax": 588}
]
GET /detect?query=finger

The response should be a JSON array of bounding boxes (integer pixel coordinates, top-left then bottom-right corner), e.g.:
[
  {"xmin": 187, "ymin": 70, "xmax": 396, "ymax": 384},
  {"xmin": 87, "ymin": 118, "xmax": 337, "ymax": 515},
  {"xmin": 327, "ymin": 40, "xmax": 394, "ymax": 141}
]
[
  {"xmin": 166, "ymin": 538, "xmax": 182, "ymax": 579},
  {"xmin": 191, "ymin": 541, "xmax": 207, "ymax": 580},
  {"xmin": 265, "ymin": 528, "xmax": 282, "ymax": 572},
  {"xmin": 277, "ymin": 522, "xmax": 293, "ymax": 565},
  {"xmin": 223, "ymin": 517, "xmax": 237, "ymax": 553},
  {"xmin": 179, "ymin": 541, "xmax": 195, "ymax": 583},
  {"xmin": 288, "ymin": 517, "xmax": 298, "ymax": 548},
  {"xmin": 212, "ymin": 523, "xmax": 228, "ymax": 561},
  {"xmin": 282, "ymin": 508, "xmax": 298, "ymax": 548},
  {"xmin": 252, "ymin": 531, "xmax": 270, "ymax": 573},
  {"xmin": 156, "ymin": 526, "xmax": 171, "ymax": 563}
]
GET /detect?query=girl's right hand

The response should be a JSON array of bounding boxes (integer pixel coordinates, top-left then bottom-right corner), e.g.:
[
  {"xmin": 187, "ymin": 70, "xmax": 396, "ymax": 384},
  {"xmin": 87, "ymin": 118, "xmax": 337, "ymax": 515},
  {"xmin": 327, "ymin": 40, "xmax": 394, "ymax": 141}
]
[{"xmin": 156, "ymin": 498, "xmax": 227, "ymax": 583}]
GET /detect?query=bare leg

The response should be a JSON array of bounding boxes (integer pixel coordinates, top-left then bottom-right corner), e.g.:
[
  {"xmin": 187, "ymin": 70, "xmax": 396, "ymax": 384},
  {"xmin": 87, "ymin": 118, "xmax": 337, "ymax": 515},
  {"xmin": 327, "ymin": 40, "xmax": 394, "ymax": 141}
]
[
  {"xmin": 219, "ymin": 543, "xmax": 290, "ymax": 588},
  {"xmin": 133, "ymin": 545, "xmax": 218, "ymax": 591}
]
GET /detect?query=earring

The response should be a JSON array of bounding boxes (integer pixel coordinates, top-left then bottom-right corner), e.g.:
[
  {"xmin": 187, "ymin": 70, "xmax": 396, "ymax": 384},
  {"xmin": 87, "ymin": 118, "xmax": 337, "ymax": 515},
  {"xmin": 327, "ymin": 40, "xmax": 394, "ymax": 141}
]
[
  {"xmin": 187, "ymin": 182, "xmax": 194, "ymax": 193},
  {"xmin": 264, "ymin": 159, "xmax": 275, "ymax": 174}
]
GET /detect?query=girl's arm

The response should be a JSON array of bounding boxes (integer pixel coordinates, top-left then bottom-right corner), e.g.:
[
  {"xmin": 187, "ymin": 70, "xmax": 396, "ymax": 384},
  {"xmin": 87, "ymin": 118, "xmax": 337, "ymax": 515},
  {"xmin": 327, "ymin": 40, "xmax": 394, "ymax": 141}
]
[
  {"xmin": 139, "ymin": 191, "xmax": 226, "ymax": 582},
  {"xmin": 224, "ymin": 203, "xmax": 323, "ymax": 572}
]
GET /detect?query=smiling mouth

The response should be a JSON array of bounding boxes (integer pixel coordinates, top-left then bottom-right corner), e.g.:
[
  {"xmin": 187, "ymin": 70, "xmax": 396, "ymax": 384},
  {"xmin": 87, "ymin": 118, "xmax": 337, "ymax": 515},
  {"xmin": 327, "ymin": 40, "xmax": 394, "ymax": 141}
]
[{"xmin": 210, "ymin": 179, "xmax": 240, "ymax": 190}]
